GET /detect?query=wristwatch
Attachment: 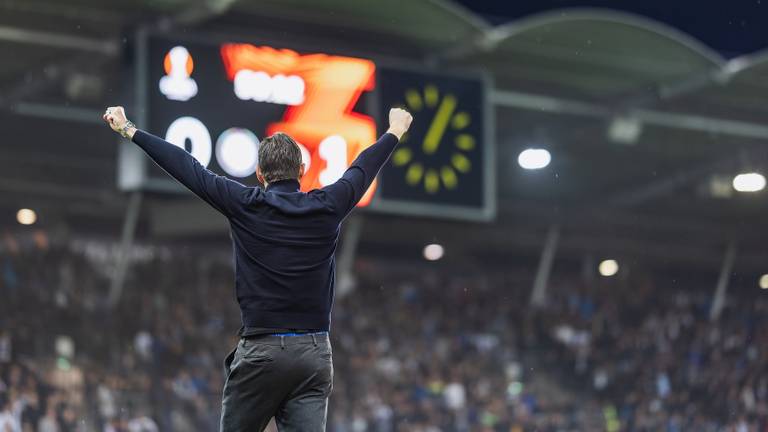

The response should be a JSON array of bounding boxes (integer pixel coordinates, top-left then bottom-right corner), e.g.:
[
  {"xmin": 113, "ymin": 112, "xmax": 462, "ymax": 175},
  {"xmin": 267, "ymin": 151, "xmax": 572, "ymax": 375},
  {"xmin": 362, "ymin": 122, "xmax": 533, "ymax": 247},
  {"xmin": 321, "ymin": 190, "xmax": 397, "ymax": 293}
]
[{"xmin": 119, "ymin": 120, "xmax": 136, "ymax": 139}]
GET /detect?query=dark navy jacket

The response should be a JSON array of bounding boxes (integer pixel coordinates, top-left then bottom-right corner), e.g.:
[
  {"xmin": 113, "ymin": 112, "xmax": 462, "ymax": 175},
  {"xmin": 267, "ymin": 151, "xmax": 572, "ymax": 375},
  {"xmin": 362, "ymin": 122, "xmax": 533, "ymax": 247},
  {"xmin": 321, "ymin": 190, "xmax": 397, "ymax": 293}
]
[{"xmin": 132, "ymin": 130, "xmax": 399, "ymax": 331}]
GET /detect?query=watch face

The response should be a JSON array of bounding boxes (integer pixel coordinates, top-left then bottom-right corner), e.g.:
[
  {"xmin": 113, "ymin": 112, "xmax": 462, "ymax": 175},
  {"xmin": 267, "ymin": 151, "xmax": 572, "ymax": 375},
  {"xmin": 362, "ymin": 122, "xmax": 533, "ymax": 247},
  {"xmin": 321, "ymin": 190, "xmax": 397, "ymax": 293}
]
[{"xmin": 377, "ymin": 68, "xmax": 486, "ymax": 210}]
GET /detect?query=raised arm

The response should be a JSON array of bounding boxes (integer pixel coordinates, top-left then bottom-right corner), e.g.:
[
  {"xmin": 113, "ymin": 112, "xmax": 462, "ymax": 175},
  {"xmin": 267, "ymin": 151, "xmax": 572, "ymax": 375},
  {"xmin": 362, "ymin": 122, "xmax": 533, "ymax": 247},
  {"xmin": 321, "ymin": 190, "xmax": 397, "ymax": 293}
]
[
  {"xmin": 322, "ymin": 108, "xmax": 413, "ymax": 216},
  {"xmin": 103, "ymin": 106, "xmax": 249, "ymax": 217}
]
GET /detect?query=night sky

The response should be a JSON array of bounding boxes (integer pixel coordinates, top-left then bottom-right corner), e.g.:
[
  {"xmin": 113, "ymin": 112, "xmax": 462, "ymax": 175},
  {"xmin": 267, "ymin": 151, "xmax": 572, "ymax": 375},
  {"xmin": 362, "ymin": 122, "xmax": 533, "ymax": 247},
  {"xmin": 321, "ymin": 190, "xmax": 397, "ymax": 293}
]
[{"xmin": 456, "ymin": 0, "xmax": 768, "ymax": 58}]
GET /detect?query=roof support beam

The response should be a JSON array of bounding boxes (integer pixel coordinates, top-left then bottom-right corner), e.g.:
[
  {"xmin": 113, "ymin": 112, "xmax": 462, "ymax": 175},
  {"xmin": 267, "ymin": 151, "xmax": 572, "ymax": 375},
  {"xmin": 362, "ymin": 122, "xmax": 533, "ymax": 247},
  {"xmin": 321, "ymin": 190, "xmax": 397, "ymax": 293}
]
[
  {"xmin": 12, "ymin": 102, "xmax": 103, "ymax": 124},
  {"xmin": 608, "ymin": 53, "xmax": 758, "ymax": 113},
  {"xmin": 0, "ymin": 0, "xmax": 123, "ymax": 23},
  {"xmin": 0, "ymin": 25, "xmax": 118, "ymax": 55},
  {"xmin": 491, "ymin": 90, "xmax": 609, "ymax": 117},
  {"xmin": 492, "ymin": 89, "xmax": 768, "ymax": 140},
  {"xmin": 108, "ymin": 191, "xmax": 143, "ymax": 307},
  {"xmin": 633, "ymin": 109, "xmax": 768, "ymax": 140},
  {"xmin": 168, "ymin": 0, "xmax": 240, "ymax": 27},
  {"xmin": 530, "ymin": 224, "xmax": 560, "ymax": 308},
  {"xmin": 710, "ymin": 242, "xmax": 736, "ymax": 321}
]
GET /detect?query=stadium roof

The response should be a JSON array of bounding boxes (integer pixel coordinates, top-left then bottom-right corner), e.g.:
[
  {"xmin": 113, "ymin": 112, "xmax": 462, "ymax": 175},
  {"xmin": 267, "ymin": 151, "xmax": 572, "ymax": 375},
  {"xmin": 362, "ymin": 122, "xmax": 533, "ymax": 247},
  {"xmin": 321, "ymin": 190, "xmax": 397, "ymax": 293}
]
[{"xmin": 1, "ymin": 0, "xmax": 767, "ymax": 266}]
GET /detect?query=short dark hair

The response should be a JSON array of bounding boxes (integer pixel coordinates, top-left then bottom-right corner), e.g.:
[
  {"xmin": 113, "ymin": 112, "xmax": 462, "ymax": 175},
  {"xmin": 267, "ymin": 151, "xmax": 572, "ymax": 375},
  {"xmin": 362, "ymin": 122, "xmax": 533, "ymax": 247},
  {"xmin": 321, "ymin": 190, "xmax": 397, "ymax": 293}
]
[{"xmin": 258, "ymin": 132, "xmax": 302, "ymax": 184}]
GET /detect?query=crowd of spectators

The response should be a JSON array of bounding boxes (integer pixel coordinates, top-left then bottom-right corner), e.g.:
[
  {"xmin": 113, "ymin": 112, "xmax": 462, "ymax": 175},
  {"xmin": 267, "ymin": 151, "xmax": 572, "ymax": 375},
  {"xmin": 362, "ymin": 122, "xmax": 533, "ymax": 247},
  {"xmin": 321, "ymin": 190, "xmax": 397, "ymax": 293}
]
[
  {"xmin": 1, "ymin": 235, "xmax": 766, "ymax": 431},
  {"xmin": 543, "ymin": 273, "xmax": 768, "ymax": 431}
]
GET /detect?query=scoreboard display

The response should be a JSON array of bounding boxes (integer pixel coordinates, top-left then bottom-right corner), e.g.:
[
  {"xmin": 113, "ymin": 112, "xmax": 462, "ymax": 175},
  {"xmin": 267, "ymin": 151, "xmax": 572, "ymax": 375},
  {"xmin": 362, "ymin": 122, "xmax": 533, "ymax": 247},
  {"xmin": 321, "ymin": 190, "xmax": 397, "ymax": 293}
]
[{"xmin": 121, "ymin": 32, "xmax": 494, "ymax": 220}]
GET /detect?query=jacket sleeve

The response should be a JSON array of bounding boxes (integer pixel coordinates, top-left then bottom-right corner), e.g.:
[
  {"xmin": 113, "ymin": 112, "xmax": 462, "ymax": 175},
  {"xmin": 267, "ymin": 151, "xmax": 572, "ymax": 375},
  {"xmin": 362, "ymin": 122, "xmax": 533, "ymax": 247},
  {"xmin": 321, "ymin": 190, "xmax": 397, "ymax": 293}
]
[
  {"xmin": 132, "ymin": 129, "xmax": 249, "ymax": 216},
  {"xmin": 321, "ymin": 132, "xmax": 399, "ymax": 216}
]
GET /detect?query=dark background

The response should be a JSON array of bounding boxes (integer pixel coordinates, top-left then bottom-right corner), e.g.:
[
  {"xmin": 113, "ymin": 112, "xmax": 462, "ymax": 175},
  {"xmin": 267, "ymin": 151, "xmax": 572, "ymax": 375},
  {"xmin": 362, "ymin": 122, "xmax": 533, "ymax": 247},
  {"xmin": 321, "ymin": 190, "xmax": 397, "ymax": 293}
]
[{"xmin": 458, "ymin": 0, "xmax": 768, "ymax": 57}]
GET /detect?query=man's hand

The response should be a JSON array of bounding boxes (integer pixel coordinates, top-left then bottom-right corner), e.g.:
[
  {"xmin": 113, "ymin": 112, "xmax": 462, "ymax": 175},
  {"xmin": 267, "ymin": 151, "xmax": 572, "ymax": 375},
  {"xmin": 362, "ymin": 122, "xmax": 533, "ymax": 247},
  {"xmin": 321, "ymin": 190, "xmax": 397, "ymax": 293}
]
[
  {"xmin": 386, "ymin": 108, "xmax": 413, "ymax": 140},
  {"xmin": 103, "ymin": 106, "xmax": 136, "ymax": 139}
]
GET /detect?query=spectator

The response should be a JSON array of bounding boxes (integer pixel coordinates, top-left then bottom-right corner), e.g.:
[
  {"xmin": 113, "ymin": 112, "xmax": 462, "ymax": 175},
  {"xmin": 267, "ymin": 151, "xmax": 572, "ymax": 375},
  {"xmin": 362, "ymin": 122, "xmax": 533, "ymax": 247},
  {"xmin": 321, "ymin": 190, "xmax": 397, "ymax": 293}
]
[{"xmin": 0, "ymin": 396, "xmax": 20, "ymax": 432}]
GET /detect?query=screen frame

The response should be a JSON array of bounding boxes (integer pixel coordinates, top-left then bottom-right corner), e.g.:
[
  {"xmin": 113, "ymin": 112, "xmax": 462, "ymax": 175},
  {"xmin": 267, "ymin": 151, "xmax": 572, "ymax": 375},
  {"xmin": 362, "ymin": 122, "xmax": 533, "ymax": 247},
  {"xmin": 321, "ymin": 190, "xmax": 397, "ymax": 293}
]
[{"xmin": 128, "ymin": 28, "xmax": 496, "ymax": 221}]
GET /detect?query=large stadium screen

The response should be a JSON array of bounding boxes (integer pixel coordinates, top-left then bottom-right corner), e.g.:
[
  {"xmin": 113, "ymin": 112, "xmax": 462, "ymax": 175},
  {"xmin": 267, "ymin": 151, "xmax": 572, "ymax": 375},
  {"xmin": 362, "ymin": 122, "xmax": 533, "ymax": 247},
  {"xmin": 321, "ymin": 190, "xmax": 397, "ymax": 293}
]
[{"xmin": 122, "ymin": 32, "xmax": 494, "ymax": 219}]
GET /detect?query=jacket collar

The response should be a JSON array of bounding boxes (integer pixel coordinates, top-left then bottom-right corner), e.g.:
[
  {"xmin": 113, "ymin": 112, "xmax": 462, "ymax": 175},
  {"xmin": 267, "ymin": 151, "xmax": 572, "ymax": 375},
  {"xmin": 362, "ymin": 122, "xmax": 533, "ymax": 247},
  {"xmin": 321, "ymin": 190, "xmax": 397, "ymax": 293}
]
[{"xmin": 265, "ymin": 179, "xmax": 301, "ymax": 192}]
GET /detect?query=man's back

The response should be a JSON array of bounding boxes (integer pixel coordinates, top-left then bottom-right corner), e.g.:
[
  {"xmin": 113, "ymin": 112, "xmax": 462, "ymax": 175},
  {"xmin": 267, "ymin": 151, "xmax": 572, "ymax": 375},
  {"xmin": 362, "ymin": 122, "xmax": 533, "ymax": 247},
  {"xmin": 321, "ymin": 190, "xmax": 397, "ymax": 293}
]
[
  {"xmin": 126, "ymin": 127, "xmax": 402, "ymax": 331},
  {"xmin": 229, "ymin": 179, "xmax": 346, "ymax": 331}
]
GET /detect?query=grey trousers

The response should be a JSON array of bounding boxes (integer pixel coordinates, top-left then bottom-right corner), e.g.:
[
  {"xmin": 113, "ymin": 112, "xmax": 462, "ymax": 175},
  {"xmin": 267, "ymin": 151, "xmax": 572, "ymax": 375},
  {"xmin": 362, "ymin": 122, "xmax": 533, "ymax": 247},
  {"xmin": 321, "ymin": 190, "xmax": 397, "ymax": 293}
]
[{"xmin": 220, "ymin": 333, "xmax": 333, "ymax": 432}]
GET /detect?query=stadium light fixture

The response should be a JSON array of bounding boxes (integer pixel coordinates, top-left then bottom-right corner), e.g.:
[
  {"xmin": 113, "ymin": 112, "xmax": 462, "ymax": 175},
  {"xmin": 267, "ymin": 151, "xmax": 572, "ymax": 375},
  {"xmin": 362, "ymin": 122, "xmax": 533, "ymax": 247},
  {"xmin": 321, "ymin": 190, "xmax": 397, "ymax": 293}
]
[
  {"xmin": 16, "ymin": 208, "xmax": 37, "ymax": 225},
  {"xmin": 759, "ymin": 274, "xmax": 768, "ymax": 289},
  {"xmin": 598, "ymin": 259, "xmax": 619, "ymax": 277},
  {"xmin": 423, "ymin": 243, "xmax": 444, "ymax": 261},
  {"xmin": 607, "ymin": 115, "xmax": 642, "ymax": 145},
  {"xmin": 518, "ymin": 148, "xmax": 551, "ymax": 170},
  {"xmin": 732, "ymin": 172, "xmax": 766, "ymax": 192}
]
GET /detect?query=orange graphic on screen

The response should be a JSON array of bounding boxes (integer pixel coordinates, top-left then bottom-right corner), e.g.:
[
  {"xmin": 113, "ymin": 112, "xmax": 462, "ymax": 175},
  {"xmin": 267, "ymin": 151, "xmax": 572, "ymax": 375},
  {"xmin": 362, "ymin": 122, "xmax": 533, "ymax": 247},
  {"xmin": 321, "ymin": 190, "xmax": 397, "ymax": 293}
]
[
  {"xmin": 164, "ymin": 50, "xmax": 194, "ymax": 75},
  {"xmin": 160, "ymin": 46, "xmax": 198, "ymax": 101},
  {"xmin": 220, "ymin": 44, "xmax": 378, "ymax": 206}
]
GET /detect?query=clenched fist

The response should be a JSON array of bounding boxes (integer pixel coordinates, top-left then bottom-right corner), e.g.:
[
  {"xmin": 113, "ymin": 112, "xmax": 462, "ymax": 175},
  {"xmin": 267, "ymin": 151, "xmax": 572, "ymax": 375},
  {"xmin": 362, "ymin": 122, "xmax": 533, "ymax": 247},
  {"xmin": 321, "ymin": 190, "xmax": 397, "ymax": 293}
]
[
  {"xmin": 387, "ymin": 108, "xmax": 413, "ymax": 140},
  {"xmin": 102, "ymin": 106, "xmax": 136, "ymax": 139}
]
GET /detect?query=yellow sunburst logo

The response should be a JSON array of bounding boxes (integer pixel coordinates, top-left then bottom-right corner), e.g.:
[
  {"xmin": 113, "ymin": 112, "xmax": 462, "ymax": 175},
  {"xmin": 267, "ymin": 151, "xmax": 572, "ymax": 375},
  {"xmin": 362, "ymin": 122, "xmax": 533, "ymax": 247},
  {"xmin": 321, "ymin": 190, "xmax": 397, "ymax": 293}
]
[{"xmin": 391, "ymin": 84, "xmax": 475, "ymax": 194}]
